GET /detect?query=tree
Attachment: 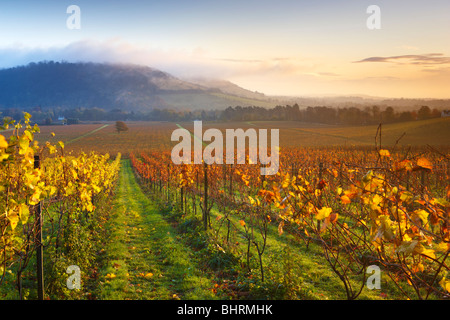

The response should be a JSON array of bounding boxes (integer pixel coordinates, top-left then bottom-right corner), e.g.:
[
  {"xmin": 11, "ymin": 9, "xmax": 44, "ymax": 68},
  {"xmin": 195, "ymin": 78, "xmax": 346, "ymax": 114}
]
[
  {"xmin": 417, "ymin": 106, "xmax": 431, "ymax": 120},
  {"xmin": 115, "ymin": 121, "xmax": 128, "ymax": 133},
  {"xmin": 382, "ymin": 106, "xmax": 395, "ymax": 123}
]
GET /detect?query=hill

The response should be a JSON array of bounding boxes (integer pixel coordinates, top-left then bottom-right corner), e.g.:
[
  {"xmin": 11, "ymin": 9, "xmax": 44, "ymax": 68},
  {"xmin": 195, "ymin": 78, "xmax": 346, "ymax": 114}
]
[{"xmin": 0, "ymin": 61, "xmax": 276, "ymax": 112}]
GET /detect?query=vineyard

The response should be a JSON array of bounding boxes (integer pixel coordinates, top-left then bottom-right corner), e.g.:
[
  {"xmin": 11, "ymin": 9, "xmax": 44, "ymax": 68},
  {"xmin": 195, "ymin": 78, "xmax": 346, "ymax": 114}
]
[
  {"xmin": 0, "ymin": 114, "xmax": 121, "ymax": 299},
  {"xmin": 130, "ymin": 141, "xmax": 450, "ymax": 300},
  {"xmin": 1, "ymin": 115, "xmax": 449, "ymax": 300}
]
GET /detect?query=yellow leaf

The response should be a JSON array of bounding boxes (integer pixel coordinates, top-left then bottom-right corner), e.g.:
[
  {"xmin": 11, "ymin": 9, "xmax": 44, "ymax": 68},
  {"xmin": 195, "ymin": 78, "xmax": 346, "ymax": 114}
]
[
  {"xmin": 28, "ymin": 188, "xmax": 42, "ymax": 205},
  {"xmin": 372, "ymin": 194, "xmax": 383, "ymax": 206},
  {"xmin": 7, "ymin": 210, "xmax": 19, "ymax": 230},
  {"xmin": 440, "ymin": 276, "xmax": 450, "ymax": 293},
  {"xmin": 436, "ymin": 242, "xmax": 449, "ymax": 252},
  {"xmin": 414, "ymin": 209, "xmax": 429, "ymax": 225},
  {"xmin": 18, "ymin": 136, "xmax": 29, "ymax": 155},
  {"xmin": 239, "ymin": 220, "xmax": 246, "ymax": 227},
  {"xmin": 19, "ymin": 204, "xmax": 30, "ymax": 224},
  {"xmin": 316, "ymin": 207, "xmax": 332, "ymax": 220},
  {"xmin": 145, "ymin": 273, "xmax": 153, "ymax": 278},
  {"xmin": 418, "ymin": 247, "xmax": 436, "ymax": 260},
  {"xmin": 400, "ymin": 191, "xmax": 413, "ymax": 203},
  {"xmin": 379, "ymin": 149, "xmax": 390, "ymax": 157},
  {"xmin": 0, "ymin": 135, "xmax": 8, "ymax": 149},
  {"xmin": 0, "ymin": 152, "xmax": 9, "ymax": 161}
]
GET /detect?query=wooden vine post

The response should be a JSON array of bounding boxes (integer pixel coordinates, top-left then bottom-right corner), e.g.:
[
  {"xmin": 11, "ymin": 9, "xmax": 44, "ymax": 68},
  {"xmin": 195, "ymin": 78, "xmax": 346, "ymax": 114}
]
[{"xmin": 34, "ymin": 155, "xmax": 44, "ymax": 300}]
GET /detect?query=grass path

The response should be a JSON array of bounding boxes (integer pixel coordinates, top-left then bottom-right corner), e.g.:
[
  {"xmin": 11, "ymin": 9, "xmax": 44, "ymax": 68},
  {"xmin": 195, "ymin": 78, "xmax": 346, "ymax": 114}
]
[
  {"xmin": 65, "ymin": 124, "xmax": 109, "ymax": 145},
  {"xmin": 98, "ymin": 159, "xmax": 216, "ymax": 300}
]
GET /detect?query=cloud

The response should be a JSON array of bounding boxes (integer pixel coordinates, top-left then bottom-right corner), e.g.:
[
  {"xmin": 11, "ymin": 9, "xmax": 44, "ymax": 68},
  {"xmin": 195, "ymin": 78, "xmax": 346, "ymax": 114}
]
[
  {"xmin": 0, "ymin": 39, "xmax": 302, "ymax": 79},
  {"xmin": 0, "ymin": 39, "xmax": 339, "ymax": 86},
  {"xmin": 354, "ymin": 53, "xmax": 450, "ymax": 66},
  {"xmin": 215, "ymin": 58, "xmax": 264, "ymax": 63},
  {"xmin": 0, "ymin": 39, "xmax": 214, "ymax": 74}
]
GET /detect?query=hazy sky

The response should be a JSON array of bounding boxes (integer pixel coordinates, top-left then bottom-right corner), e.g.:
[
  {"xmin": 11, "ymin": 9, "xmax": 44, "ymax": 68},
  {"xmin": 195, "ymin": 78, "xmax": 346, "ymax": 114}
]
[{"xmin": 0, "ymin": 0, "xmax": 449, "ymax": 98}]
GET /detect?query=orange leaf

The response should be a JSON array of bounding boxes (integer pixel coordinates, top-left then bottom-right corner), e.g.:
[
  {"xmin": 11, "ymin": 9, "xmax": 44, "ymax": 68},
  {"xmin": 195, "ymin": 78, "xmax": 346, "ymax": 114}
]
[
  {"xmin": 379, "ymin": 149, "xmax": 390, "ymax": 157},
  {"xmin": 329, "ymin": 213, "xmax": 339, "ymax": 223},
  {"xmin": 341, "ymin": 195, "xmax": 351, "ymax": 204},
  {"xmin": 417, "ymin": 157, "xmax": 432, "ymax": 171}
]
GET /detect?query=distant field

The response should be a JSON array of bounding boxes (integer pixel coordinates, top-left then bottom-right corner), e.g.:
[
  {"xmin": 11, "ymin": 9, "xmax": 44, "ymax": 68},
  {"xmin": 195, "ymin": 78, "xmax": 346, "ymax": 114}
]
[
  {"xmin": 26, "ymin": 117, "xmax": 450, "ymax": 156},
  {"xmin": 156, "ymin": 92, "xmax": 276, "ymax": 110}
]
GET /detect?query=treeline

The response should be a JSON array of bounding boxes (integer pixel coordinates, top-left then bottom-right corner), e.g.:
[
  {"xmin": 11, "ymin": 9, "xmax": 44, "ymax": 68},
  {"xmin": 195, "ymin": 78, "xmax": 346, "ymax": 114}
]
[
  {"xmin": 221, "ymin": 104, "xmax": 444, "ymax": 125},
  {"xmin": 0, "ymin": 104, "xmax": 445, "ymax": 125},
  {"xmin": 0, "ymin": 106, "xmax": 220, "ymax": 123}
]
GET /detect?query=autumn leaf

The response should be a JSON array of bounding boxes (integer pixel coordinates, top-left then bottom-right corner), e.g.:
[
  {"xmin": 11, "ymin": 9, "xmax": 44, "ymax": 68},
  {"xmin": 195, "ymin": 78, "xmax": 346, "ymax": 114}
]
[
  {"xmin": 7, "ymin": 210, "xmax": 19, "ymax": 230},
  {"xmin": 372, "ymin": 194, "xmax": 383, "ymax": 206},
  {"xmin": 316, "ymin": 207, "xmax": 332, "ymax": 220},
  {"xmin": 379, "ymin": 149, "xmax": 390, "ymax": 157},
  {"xmin": 239, "ymin": 220, "xmax": 246, "ymax": 227},
  {"xmin": 341, "ymin": 195, "xmax": 351, "ymax": 204},
  {"xmin": 413, "ymin": 209, "xmax": 429, "ymax": 225},
  {"xmin": 416, "ymin": 157, "xmax": 432, "ymax": 171},
  {"xmin": 419, "ymin": 248, "xmax": 436, "ymax": 260},
  {"xmin": 396, "ymin": 240, "xmax": 419, "ymax": 256},
  {"xmin": 18, "ymin": 203, "xmax": 30, "ymax": 224},
  {"xmin": 394, "ymin": 160, "xmax": 413, "ymax": 172},
  {"xmin": 414, "ymin": 243, "xmax": 436, "ymax": 259},
  {"xmin": 105, "ymin": 273, "xmax": 116, "ymax": 280},
  {"xmin": 436, "ymin": 242, "xmax": 450, "ymax": 252},
  {"xmin": 329, "ymin": 212, "xmax": 339, "ymax": 223},
  {"xmin": 0, "ymin": 134, "xmax": 8, "ymax": 149},
  {"xmin": 440, "ymin": 276, "xmax": 450, "ymax": 293},
  {"xmin": 317, "ymin": 179, "xmax": 327, "ymax": 190},
  {"xmin": 278, "ymin": 221, "xmax": 284, "ymax": 235}
]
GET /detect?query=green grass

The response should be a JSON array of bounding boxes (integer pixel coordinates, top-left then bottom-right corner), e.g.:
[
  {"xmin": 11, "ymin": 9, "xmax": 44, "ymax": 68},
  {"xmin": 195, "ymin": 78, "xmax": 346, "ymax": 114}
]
[
  {"xmin": 200, "ymin": 202, "xmax": 388, "ymax": 300},
  {"xmin": 98, "ymin": 159, "xmax": 216, "ymax": 300}
]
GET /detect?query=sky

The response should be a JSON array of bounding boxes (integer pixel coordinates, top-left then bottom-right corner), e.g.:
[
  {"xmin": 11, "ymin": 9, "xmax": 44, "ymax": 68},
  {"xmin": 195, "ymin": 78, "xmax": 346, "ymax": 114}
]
[{"xmin": 0, "ymin": 0, "xmax": 449, "ymax": 99}]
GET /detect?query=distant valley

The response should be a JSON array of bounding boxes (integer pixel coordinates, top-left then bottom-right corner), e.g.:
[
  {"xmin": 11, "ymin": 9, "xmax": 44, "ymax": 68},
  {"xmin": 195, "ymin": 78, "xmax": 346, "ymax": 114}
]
[{"xmin": 0, "ymin": 61, "xmax": 448, "ymax": 118}]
